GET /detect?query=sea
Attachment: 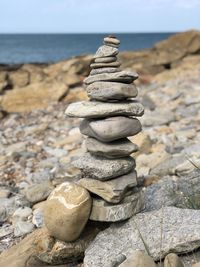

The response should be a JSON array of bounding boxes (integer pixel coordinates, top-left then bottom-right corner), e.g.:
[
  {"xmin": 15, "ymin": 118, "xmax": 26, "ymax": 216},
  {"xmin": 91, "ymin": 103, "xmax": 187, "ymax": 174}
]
[{"xmin": 0, "ymin": 33, "xmax": 175, "ymax": 64}]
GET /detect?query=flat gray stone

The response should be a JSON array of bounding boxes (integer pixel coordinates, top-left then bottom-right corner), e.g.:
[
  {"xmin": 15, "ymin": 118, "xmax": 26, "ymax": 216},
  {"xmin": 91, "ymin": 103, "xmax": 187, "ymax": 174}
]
[
  {"xmin": 65, "ymin": 100, "xmax": 144, "ymax": 119},
  {"xmin": 84, "ymin": 207, "xmax": 200, "ymax": 267},
  {"xmin": 90, "ymin": 67, "xmax": 120, "ymax": 75},
  {"xmin": 89, "ymin": 191, "xmax": 144, "ymax": 222},
  {"xmin": 84, "ymin": 71, "xmax": 139, "ymax": 85},
  {"xmin": 80, "ymin": 116, "xmax": 142, "ymax": 142},
  {"xmin": 94, "ymin": 45, "xmax": 118, "ymax": 58},
  {"xmin": 87, "ymin": 82, "xmax": 138, "ymax": 101},
  {"xmin": 90, "ymin": 61, "xmax": 121, "ymax": 69},
  {"xmin": 104, "ymin": 36, "xmax": 120, "ymax": 45},
  {"xmin": 94, "ymin": 56, "xmax": 117, "ymax": 63},
  {"xmin": 78, "ymin": 170, "xmax": 138, "ymax": 203},
  {"xmin": 73, "ymin": 153, "xmax": 135, "ymax": 180},
  {"xmin": 85, "ymin": 137, "xmax": 138, "ymax": 158}
]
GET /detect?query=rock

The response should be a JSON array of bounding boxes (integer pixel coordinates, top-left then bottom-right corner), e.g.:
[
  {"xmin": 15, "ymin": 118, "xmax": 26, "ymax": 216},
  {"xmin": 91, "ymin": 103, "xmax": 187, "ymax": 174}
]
[
  {"xmin": 90, "ymin": 67, "xmax": 120, "ymax": 75},
  {"xmin": 9, "ymin": 70, "xmax": 29, "ymax": 88},
  {"xmin": 104, "ymin": 36, "xmax": 120, "ymax": 46},
  {"xmin": 129, "ymin": 132, "xmax": 152, "ymax": 155},
  {"xmin": 84, "ymin": 207, "xmax": 200, "ymax": 267},
  {"xmin": 89, "ymin": 191, "xmax": 144, "ymax": 222},
  {"xmin": 79, "ymin": 170, "xmax": 138, "ymax": 203},
  {"xmin": 12, "ymin": 207, "xmax": 32, "ymax": 222},
  {"xmin": 141, "ymin": 109, "xmax": 176, "ymax": 126},
  {"xmin": 44, "ymin": 182, "xmax": 92, "ymax": 242},
  {"xmin": 32, "ymin": 208, "xmax": 44, "ymax": 228},
  {"xmin": 85, "ymin": 137, "xmax": 138, "ymax": 158},
  {"xmin": 94, "ymin": 56, "xmax": 117, "ymax": 63},
  {"xmin": 86, "ymin": 82, "xmax": 138, "ymax": 101},
  {"xmin": 90, "ymin": 61, "xmax": 120, "ymax": 69},
  {"xmin": 63, "ymin": 86, "xmax": 88, "ymax": 103},
  {"xmin": 0, "ymin": 228, "xmax": 54, "ymax": 267},
  {"xmin": 1, "ymin": 81, "xmax": 68, "ymax": 113},
  {"xmin": 73, "ymin": 153, "xmax": 135, "ymax": 180},
  {"xmin": 65, "ymin": 100, "xmax": 144, "ymax": 118},
  {"xmin": 118, "ymin": 251, "xmax": 156, "ymax": 267},
  {"xmin": 14, "ymin": 221, "xmax": 35, "ymax": 237},
  {"xmin": 84, "ymin": 70, "xmax": 138, "ymax": 84},
  {"xmin": 0, "ymin": 224, "xmax": 13, "ymax": 238},
  {"xmin": 25, "ymin": 182, "xmax": 54, "ymax": 204},
  {"xmin": 80, "ymin": 116, "xmax": 142, "ymax": 142},
  {"xmin": 164, "ymin": 253, "xmax": 184, "ymax": 267},
  {"xmin": 94, "ymin": 45, "xmax": 118, "ymax": 58},
  {"xmin": 0, "ymin": 206, "xmax": 8, "ymax": 222},
  {"xmin": 38, "ymin": 222, "xmax": 101, "ymax": 265}
]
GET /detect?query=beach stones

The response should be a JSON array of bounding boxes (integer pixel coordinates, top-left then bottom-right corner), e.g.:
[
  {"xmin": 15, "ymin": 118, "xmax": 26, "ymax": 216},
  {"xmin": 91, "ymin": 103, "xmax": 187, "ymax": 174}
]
[
  {"xmin": 44, "ymin": 182, "xmax": 92, "ymax": 242},
  {"xmin": 65, "ymin": 35, "xmax": 144, "ymax": 224}
]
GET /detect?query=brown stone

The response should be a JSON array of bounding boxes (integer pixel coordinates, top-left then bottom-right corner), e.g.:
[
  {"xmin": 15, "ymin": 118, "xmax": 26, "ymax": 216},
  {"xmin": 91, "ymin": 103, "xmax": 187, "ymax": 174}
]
[
  {"xmin": 44, "ymin": 182, "xmax": 92, "ymax": 242},
  {"xmin": 118, "ymin": 251, "xmax": 156, "ymax": 267},
  {"xmin": 164, "ymin": 253, "xmax": 184, "ymax": 267},
  {"xmin": 9, "ymin": 70, "xmax": 30, "ymax": 88}
]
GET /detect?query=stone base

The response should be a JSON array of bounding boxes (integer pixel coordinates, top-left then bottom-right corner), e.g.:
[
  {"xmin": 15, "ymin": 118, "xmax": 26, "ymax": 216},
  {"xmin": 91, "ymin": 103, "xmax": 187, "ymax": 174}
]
[{"xmin": 89, "ymin": 190, "xmax": 144, "ymax": 222}]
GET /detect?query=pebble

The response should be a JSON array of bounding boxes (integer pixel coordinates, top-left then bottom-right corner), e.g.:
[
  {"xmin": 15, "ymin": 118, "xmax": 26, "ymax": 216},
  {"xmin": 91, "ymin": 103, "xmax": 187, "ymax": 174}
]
[
  {"xmin": 12, "ymin": 206, "xmax": 32, "ymax": 222},
  {"xmin": 0, "ymin": 206, "xmax": 8, "ymax": 223},
  {"xmin": 0, "ymin": 224, "xmax": 13, "ymax": 238},
  {"xmin": 80, "ymin": 116, "xmax": 142, "ymax": 142},
  {"xmin": 164, "ymin": 253, "xmax": 184, "ymax": 267},
  {"xmin": 25, "ymin": 182, "xmax": 54, "ymax": 204},
  {"xmin": 32, "ymin": 208, "xmax": 44, "ymax": 228},
  {"xmin": 65, "ymin": 100, "xmax": 144, "ymax": 118},
  {"xmin": 104, "ymin": 36, "xmax": 120, "ymax": 45},
  {"xmin": 44, "ymin": 182, "xmax": 92, "ymax": 242},
  {"xmin": 14, "ymin": 221, "xmax": 35, "ymax": 237},
  {"xmin": 118, "ymin": 250, "xmax": 156, "ymax": 267},
  {"xmin": 73, "ymin": 153, "xmax": 135, "ymax": 180}
]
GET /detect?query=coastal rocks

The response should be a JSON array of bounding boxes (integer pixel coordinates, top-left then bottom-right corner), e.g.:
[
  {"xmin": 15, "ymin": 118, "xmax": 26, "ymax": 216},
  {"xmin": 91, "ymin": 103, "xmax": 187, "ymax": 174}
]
[
  {"xmin": 89, "ymin": 191, "xmax": 144, "ymax": 222},
  {"xmin": 78, "ymin": 170, "xmax": 138, "ymax": 203},
  {"xmin": 65, "ymin": 35, "xmax": 144, "ymax": 226},
  {"xmin": 66, "ymin": 100, "xmax": 144, "ymax": 118},
  {"xmin": 86, "ymin": 82, "xmax": 138, "ymax": 101},
  {"xmin": 73, "ymin": 153, "xmax": 135, "ymax": 180},
  {"xmin": 84, "ymin": 207, "xmax": 200, "ymax": 267},
  {"xmin": 44, "ymin": 182, "xmax": 92, "ymax": 242},
  {"xmin": 85, "ymin": 137, "xmax": 138, "ymax": 158},
  {"xmin": 80, "ymin": 117, "xmax": 142, "ymax": 142},
  {"xmin": 118, "ymin": 251, "xmax": 156, "ymax": 267}
]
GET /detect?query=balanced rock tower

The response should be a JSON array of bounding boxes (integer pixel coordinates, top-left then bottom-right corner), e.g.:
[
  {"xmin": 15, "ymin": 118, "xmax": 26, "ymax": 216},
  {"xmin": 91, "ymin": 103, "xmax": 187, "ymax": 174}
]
[{"xmin": 65, "ymin": 36, "xmax": 145, "ymax": 222}]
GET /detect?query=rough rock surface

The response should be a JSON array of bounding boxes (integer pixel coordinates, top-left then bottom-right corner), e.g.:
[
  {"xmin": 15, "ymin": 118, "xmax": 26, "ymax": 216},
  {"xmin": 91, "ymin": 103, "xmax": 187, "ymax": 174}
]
[
  {"xmin": 73, "ymin": 153, "xmax": 135, "ymax": 180},
  {"xmin": 65, "ymin": 100, "xmax": 144, "ymax": 118},
  {"xmin": 85, "ymin": 137, "xmax": 138, "ymax": 158},
  {"xmin": 89, "ymin": 191, "xmax": 144, "ymax": 222},
  {"xmin": 94, "ymin": 45, "xmax": 119, "ymax": 58},
  {"xmin": 86, "ymin": 82, "xmax": 138, "ymax": 101},
  {"xmin": 84, "ymin": 207, "xmax": 200, "ymax": 267},
  {"xmin": 80, "ymin": 116, "xmax": 142, "ymax": 142},
  {"xmin": 78, "ymin": 170, "xmax": 137, "ymax": 203},
  {"xmin": 44, "ymin": 182, "xmax": 92, "ymax": 242},
  {"xmin": 118, "ymin": 251, "xmax": 156, "ymax": 267}
]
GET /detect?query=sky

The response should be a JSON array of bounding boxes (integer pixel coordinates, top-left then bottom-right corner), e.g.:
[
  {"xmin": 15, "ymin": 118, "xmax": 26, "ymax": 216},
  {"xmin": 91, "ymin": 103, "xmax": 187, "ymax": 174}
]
[{"xmin": 0, "ymin": 0, "xmax": 199, "ymax": 33}]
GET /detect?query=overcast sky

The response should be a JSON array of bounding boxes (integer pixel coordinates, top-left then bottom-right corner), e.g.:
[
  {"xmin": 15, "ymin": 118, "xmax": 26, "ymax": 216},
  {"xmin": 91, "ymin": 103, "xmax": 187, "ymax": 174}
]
[{"xmin": 0, "ymin": 0, "xmax": 199, "ymax": 33}]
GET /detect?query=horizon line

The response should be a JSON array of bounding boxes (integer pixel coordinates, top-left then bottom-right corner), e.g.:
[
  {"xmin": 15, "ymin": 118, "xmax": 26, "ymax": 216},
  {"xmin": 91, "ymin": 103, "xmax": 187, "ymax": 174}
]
[{"xmin": 0, "ymin": 31, "xmax": 180, "ymax": 34}]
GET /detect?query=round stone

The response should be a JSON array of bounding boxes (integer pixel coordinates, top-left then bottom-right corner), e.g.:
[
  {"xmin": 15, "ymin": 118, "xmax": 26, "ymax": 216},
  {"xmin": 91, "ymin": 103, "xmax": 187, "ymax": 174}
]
[
  {"xmin": 94, "ymin": 56, "xmax": 117, "ymax": 63},
  {"xmin": 44, "ymin": 182, "xmax": 92, "ymax": 242},
  {"xmin": 90, "ymin": 61, "xmax": 121, "ymax": 69},
  {"xmin": 104, "ymin": 36, "xmax": 120, "ymax": 45},
  {"xmin": 164, "ymin": 253, "xmax": 184, "ymax": 267},
  {"xmin": 80, "ymin": 116, "xmax": 142, "ymax": 142}
]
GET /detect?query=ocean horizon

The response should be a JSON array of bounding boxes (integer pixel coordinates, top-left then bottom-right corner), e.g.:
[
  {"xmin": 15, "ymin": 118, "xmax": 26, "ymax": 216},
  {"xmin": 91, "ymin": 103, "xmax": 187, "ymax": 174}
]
[{"xmin": 0, "ymin": 33, "xmax": 175, "ymax": 64}]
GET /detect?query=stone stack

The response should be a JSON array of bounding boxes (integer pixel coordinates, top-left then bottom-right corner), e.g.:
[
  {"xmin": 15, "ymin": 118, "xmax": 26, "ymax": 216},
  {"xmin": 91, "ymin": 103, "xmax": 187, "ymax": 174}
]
[{"xmin": 65, "ymin": 36, "xmax": 144, "ymax": 222}]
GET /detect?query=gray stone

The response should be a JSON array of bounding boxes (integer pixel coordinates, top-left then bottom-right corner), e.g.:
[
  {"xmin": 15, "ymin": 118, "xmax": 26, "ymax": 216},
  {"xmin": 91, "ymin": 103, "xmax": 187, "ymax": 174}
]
[
  {"xmin": 78, "ymin": 170, "xmax": 138, "ymax": 203},
  {"xmin": 12, "ymin": 206, "xmax": 32, "ymax": 222},
  {"xmin": 0, "ymin": 206, "xmax": 7, "ymax": 222},
  {"xmin": 94, "ymin": 56, "xmax": 117, "ymax": 63},
  {"xmin": 14, "ymin": 221, "xmax": 35, "ymax": 237},
  {"xmin": 89, "ymin": 191, "xmax": 144, "ymax": 222},
  {"xmin": 90, "ymin": 61, "xmax": 121, "ymax": 69},
  {"xmin": 164, "ymin": 253, "xmax": 184, "ymax": 267},
  {"xmin": 141, "ymin": 109, "xmax": 176, "ymax": 126},
  {"xmin": 65, "ymin": 100, "xmax": 144, "ymax": 118},
  {"xmin": 73, "ymin": 153, "xmax": 135, "ymax": 180},
  {"xmin": 0, "ymin": 224, "xmax": 13, "ymax": 238},
  {"xmin": 84, "ymin": 207, "xmax": 200, "ymax": 267},
  {"xmin": 90, "ymin": 67, "xmax": 120, "ymax": 75},
  {"xmin": 85, "ymin": 137, "xmax": 138, "ymax": 158},
  {"xmin": 32, "ymin": 208, "xmax": 44, "ymax": 228},
  {"xmin": 80, "ymin": 116, "xmax": 142, "ymax": 142},
  {"xmin": 25, "ymin": 182, "xmax": 54, "ymax": 204},
  {"xmin": 118, "ymin": 251, "xmax": 156, "ymax": 267},
  {"xmin": 86, "ymin": 82, "xmax": 138, "ymax": 101},
  {"xmin": 104, "ymin": 36, "xmax": 120, "ymax": 45},
  {"xmin": 84, "ymin": 70, "xmax": 139, "ymax": 85},
  {"xmin": 94, "ymin": 45, "xmax": 118, "ymax": 58}
]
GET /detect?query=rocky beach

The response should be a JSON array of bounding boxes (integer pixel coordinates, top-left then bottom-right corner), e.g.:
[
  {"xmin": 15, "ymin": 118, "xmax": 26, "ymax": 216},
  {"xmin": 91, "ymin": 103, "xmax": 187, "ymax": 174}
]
[{"xmin": 0, "ymin": 30, "xmax": 200, "ymax": 267}]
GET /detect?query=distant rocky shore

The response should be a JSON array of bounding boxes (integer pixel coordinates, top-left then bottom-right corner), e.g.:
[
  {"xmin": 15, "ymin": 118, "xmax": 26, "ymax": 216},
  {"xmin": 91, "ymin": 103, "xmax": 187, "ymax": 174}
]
[{"xmin": 0, "ymin": 30, "xmax": 200, "ymax": 116}]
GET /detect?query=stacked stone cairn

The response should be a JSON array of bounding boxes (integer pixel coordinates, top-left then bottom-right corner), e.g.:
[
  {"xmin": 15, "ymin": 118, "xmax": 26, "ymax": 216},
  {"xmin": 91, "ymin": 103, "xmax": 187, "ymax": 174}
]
[{"xmin": 65, "ymin": 36, "xmax": 144, "ymax": 223}]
